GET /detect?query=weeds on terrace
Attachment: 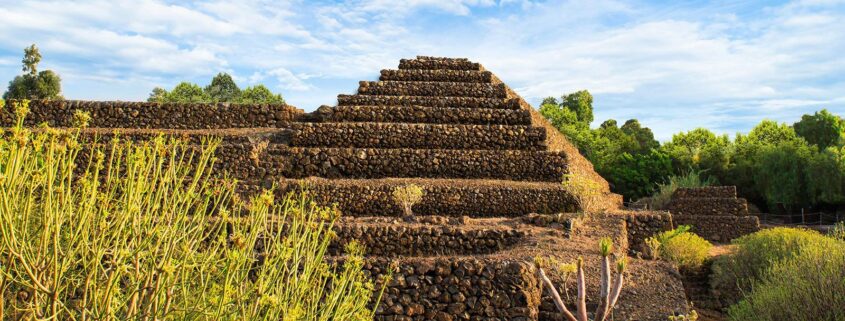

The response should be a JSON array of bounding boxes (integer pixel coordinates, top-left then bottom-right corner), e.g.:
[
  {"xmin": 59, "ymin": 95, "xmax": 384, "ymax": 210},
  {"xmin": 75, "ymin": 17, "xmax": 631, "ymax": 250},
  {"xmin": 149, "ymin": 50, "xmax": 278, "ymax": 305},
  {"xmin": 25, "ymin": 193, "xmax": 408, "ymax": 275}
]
[
  {"xmin": 562, "ymin": 173, "xmax": 602, "ymax": 213},
  {"xmin": 642, "ymin": 169, "xmax": 715, "ymax": 210},
  {"xmin": 0, "ymin": 100, "xmax": 385, "ymax": 320},
  {"xmin": 392, "ymin": 184, "xmax": 424, "ymax": 218},
  {"xmin": 669, "ymin": 310, "xmax": 699, "ymax": 321},
  {"xmin": 536, "ymin": 238, "xmax": 627, "ymax": 321}
]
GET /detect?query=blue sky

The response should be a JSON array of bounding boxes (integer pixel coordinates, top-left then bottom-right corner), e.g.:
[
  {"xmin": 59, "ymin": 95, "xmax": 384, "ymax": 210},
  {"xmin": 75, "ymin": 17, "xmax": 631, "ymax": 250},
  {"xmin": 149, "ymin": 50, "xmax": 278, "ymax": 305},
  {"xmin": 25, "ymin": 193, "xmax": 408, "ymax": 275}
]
[{"xmin": 0, "ymin": 0, "xmax": 843, "ymax": 140}]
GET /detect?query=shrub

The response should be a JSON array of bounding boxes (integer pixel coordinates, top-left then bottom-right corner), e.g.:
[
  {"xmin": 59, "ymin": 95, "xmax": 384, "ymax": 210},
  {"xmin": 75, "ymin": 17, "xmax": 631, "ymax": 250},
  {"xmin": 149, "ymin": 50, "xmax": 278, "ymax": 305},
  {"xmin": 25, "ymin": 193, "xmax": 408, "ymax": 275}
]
[
  {"xmin": 0, "ymin": 104, "xmax": 384, "ymax": 320},
  {"xmin": 711, "ymin": 227, "xmax": 841, "ymax": 306},
  {"xmin": 727, "ymin": 243, "xmax": 845, "ymax": 321},
  {"xmin": 669, "ymin": 310, "xmax": 699, "ymax": 321},
  {"xmin": 562, "ymin": 172, "xmax": 602, "ymax": 212},
  {"xmin": 393, "ymin": 184, "xmax": 425, "ymax": 218},
  {"xmin": 646, "ymin": 225, "xmax": 712, "ymax": 269}
]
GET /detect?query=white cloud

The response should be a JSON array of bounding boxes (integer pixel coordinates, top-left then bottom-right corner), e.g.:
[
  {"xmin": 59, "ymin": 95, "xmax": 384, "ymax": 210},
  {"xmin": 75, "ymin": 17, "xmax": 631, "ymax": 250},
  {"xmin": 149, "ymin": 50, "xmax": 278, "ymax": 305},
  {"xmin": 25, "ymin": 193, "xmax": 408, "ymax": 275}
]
[{"xmin": 0, "ymin": 0, "xmax": 842, "ymax": 140}]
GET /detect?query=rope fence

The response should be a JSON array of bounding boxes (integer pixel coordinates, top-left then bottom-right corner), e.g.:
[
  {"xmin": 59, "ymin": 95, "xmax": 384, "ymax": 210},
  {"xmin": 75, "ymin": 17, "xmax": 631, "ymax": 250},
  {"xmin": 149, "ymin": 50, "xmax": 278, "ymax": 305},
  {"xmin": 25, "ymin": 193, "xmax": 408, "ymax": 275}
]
[
  {"xmin": 621, "ymin": 202, "xmax": 844, "ymax": 227},
  {"xmin": 758, "ymin": 211, "xmax": 843, "ymax": 226}
]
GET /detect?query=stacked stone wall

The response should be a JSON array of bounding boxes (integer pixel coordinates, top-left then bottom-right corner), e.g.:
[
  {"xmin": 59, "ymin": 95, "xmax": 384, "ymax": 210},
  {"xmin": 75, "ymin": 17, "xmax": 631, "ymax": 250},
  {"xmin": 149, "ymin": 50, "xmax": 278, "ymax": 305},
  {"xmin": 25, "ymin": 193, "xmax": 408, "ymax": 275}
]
[
  {"xmin": 1, "ymin": 100, "xmax": 302, "ymax": 129},
  {"xmin": 667, "ymin": 198, "xmax": 749, "ymax": 216},
  {"xmin": 289, "ymin": 122, "xmax": 546, "ymax": 150},
  {"xmin": 318, "ymin": 105, "xmax": 532, "ymax": 125},
  {"xmin": 330, "ymin": 222, "xmax": 524, "ymax": 257},
  {"xmin": 278, "ymin": 147, "xmax": 568, "ymax": 181},
  {"xmin": 336, "ymin": 95, "xmax": 520, "ymax": 109},
  {"xmin": 276, "ymin": 178, "xmax": 578, "ymax": 217},
  {"xmin": 666, "ymin": 186, "xmax": 759, "ymax": 242},
  {"xmin": 379, "ymin": 69, "xmax": 493, "ymax": 82},
  {"xmin": 358, "ymin": 81, "xmax": 507, "ymax": 98},
  {"xmin": 673, "ymin": 186, "xmax": 736, "ymax": 199},
  {"xmin": 673, "ymin": 215, "xmax": 760, "ymax": 243},
  {"xmin": 398, "ymin": 57, "xmax": 481, "ymax": 70},
  {"xmin": 622, "ymin": 212, "xmax": 674, "ymax": 254},
  {"xmin": 362, "ymin": 257, "xmax": 540, "ymax": 320}
]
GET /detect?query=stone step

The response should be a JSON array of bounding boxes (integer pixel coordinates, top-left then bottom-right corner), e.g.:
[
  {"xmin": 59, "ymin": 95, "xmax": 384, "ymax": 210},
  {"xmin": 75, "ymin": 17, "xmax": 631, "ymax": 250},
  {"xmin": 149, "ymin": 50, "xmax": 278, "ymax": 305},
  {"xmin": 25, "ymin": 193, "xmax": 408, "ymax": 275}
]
[
  {"xmin": 2, "ymin": 100, "xmax": 303, "ymax": 129},
  {"xmin": 289, "ymin": 122, "xmax": 546, "ymax": 150},
  {"xmin": 272, "ymin": 178, "xmax": 576, "ymax": 217},
  {"xmin": 337, "ymin": 94, "xmax": 519, "ymax": 109},
  {"xmin": 358, "ymin": 81, "xmax": 507, "ymax": 98},
  {"xmin": 331, "ymin": 256, "xmax": 538, "ymax": 320},
  {"xmin": 379, "ymin": 69, "xmax": 493, "ymax": 83},
  {"xmin": 317, "ymin": 105, "xmax": 532, "ymax": 125},
  {"xmin": 270, "ymin": 147, "xmax": 568, "ymax": 182},
  {"xmin": 330, "ymin": 217, "xmax": 525, "ymax": 257},
  {"xmin": 398, "ymin": 56, "xmax": 482, "ymax": 71}
]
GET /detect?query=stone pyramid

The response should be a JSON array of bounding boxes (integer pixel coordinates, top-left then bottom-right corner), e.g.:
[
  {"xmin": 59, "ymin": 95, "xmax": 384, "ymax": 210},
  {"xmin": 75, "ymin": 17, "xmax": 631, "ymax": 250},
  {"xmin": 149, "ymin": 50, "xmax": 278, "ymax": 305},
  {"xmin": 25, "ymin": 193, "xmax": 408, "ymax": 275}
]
[
  {"xmin": 2, "ymin": 56, "xmax": 692, "ymax": 320},
  {"xmin": 279, "ymin": 56, "xmax": 622, "ymax": 216}
]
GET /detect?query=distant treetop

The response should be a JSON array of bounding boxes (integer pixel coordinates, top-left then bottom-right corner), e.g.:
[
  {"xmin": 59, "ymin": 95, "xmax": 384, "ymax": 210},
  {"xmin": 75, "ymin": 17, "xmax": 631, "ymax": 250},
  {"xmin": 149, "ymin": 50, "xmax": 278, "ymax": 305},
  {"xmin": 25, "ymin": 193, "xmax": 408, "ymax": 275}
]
[
  {"xmin": 148, "ymin": 73, "xmax": 285, "ymax": 104},
  {"xmin": 3, "ymin": 44, "xmax": 63, "ymax": 100}
]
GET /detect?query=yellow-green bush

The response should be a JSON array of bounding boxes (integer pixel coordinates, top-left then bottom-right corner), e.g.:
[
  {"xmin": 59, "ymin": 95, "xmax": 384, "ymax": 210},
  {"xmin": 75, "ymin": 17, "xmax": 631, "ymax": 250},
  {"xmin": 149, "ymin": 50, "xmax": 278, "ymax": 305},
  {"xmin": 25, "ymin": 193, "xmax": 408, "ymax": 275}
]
[
  {"xmin": 647, "ymin": 225, "xmax": 712, "ymax": 269},
  {"xmin": 0, "ymin": 101, "xmax": 384, "ymax": 320},
  {"xmin": 711, "ymin": 227, "xmax": 841, "ymax": 306},
  {"xmin": 727, "ymin": 243, "xmax": 845, "ymax": 321},
  {"xmin": 661, "ymin": 232, "xmax": 712, "ymax": 269}
]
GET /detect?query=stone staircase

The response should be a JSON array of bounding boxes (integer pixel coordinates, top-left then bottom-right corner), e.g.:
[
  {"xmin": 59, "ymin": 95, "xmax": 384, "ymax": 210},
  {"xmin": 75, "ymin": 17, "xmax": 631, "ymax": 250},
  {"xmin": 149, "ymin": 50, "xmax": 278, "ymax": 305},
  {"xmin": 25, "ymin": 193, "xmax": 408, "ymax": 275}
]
[{"xmin": 3, "ymin": 56, "xmax": 694, "ymax": 321}]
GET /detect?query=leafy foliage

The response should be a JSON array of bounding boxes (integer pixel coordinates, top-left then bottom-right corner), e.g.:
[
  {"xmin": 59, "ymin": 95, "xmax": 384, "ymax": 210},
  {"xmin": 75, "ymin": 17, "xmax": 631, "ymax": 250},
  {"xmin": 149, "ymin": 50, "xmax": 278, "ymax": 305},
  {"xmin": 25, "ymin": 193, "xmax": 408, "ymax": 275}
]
[
  {"xmin": 653, "ymin": 227, "xmax": 712, "ymax": 269},
  {"xmin": 727, "ymin": 240, "xmax": 845, "ymax": 321},
  {"xmin": 539, "ymin": 89, "xmax": 845, "ymax": 211},
  {"xmin": 562, "ymin": 173, "xmax": 603, "ymax": 212},
  {"xmin": 3, "ymin": 44, "xmax": 62, "ymax": 100},
  {"xmin": 239, "ymin": 84, "xmax": 285, "ymax": 104},
  {"xmin": 711, "ymin": 227, "xmax": 841, "ymax": 306},
  {"xmin": 148, "ymin": 74, "xmax": 285, "ymax": 104},
  {"xmin": 793, "ymin": 109, "xmax": 845, "ymax": 149},
  {"xmin": 392, "ymin": 184, "xmax": 425, "ymax": 217}
]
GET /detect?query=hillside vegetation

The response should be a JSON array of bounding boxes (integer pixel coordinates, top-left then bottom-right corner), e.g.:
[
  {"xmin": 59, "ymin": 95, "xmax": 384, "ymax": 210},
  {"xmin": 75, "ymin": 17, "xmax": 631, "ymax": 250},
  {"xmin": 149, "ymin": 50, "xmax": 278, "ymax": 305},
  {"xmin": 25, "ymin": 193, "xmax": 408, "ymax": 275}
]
[{"xmin": 542, "ymin": 91, "xmax": 845, "ymax": 212}]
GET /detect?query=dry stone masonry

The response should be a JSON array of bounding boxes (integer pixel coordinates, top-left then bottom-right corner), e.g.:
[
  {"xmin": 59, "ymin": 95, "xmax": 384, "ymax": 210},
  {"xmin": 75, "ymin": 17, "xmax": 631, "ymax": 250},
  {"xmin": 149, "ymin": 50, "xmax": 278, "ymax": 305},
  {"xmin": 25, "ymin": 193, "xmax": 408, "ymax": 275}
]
[
  {"xmin": 5, "ymin": 56, "xmax": 696, "ymax": 320},
  {"xmin": 668, "ymin": 186, "xmax": 760, "ymax": 242}
]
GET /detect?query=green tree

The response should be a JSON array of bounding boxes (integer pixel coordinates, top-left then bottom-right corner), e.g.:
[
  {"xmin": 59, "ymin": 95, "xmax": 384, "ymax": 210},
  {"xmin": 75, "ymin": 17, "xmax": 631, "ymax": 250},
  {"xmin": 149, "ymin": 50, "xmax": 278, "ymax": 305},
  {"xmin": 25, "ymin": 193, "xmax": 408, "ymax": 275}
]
[
  {"xmin": 753, "ymin": 141, "xmax": 813, "ymax": 209},
  {"xmin": 621, "ymin": 119, "xmax": 659, "ymax": 153},
  {"xmin": 805, "ymin": 147, "xmax": 845, "ymax": 204},
  {"xmin": 603, "ymin": 149, "xmax": 674, "ymax": 201},
  {"xmin": 204, "ymin": 72, "xmax": 241, "ymax": 102},
  {"xmin": 661, "ymin": 128, "xmax": 731, "ymax": 181},
  {"xmin": 561, "ymin": 90, "xmax": 593, "ymax": 126},
  {"xmin": 166, "ymin": 82, "xmax": 210, "ymax": 103},
  {"xmin": 148, "ymin": 74, "xmax": 284, "ymax": 104},
  {"xmin": 747, "ymin": 119, "xmax": 801, "ymax": 145},
  {"xmin": 793, "ymin": 109, "xmax": 844, "ymax": 149},
  {"xmin": 540, "ymin": 100, "xmax": 578, "ymax": 130},
  {"xmin": 238, "ymin": 84, "xmax": 285, "ymax": 104},
  {"xmin": 3, "ymin": 44, "xmax": 62, "ymax": 100},
  {"xmin": 22, "ymin": 44, "xmax": 41, "ymax": 75},
  {"xmin": 147, "ymin": 87, "xmax": 168, "ymax": 102}
]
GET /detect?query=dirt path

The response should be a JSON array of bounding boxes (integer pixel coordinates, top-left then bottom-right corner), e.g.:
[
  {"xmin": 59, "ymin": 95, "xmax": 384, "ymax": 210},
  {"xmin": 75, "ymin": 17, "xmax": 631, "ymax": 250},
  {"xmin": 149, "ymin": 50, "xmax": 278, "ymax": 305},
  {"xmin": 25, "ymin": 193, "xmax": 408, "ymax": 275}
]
[{"xmin": 681, "ymin": 244, "xmax": 735, "ymax": 321}]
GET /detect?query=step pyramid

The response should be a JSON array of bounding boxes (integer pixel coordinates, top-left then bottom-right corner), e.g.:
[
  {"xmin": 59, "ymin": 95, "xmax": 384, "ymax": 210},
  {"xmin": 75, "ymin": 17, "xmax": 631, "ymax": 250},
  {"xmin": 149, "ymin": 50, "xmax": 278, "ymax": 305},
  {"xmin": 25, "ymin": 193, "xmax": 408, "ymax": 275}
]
[
  {"xmin": 2, "ymin": 56, "xmax": 689, "ymax": 321},
  {"xmin": 283, "ymin": 56, "xmax": 622, "ymax": 216}
]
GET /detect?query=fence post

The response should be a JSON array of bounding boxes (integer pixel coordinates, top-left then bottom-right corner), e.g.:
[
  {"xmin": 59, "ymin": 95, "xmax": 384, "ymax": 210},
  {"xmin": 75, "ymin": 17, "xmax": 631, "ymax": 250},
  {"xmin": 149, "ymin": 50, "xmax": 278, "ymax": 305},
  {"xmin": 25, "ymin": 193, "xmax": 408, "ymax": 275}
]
[{"xmin": 801, "ymin": 208, "xmax": 805, "ymax": 225}]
